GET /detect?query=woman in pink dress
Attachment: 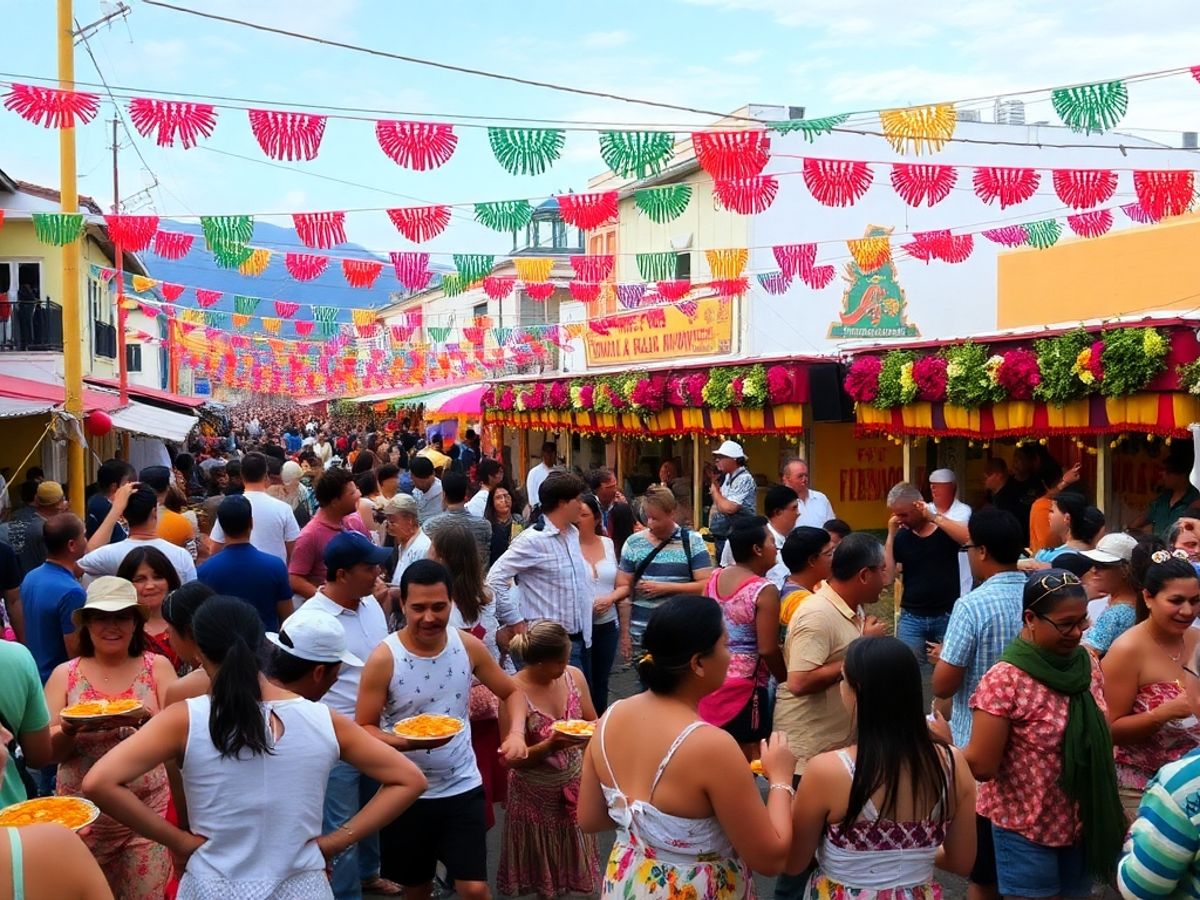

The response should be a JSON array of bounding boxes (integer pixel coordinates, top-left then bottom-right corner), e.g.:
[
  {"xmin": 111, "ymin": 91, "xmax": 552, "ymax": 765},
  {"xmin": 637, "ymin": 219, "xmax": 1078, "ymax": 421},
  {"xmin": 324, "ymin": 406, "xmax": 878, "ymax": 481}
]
[
  {"xmin": 44, "ymin": 576, "xmax": 177, "ymax": 900},
  {"xmin": 498, "ymin": 622, "xmax": 600, "ymax": 899}
]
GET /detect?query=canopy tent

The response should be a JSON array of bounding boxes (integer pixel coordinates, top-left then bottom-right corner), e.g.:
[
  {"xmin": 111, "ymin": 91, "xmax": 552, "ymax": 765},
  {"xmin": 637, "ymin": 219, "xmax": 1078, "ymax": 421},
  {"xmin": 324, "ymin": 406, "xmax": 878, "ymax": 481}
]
[{"xmin": 107, "ymin": 401, "xmax": 198, "ymax": 444}]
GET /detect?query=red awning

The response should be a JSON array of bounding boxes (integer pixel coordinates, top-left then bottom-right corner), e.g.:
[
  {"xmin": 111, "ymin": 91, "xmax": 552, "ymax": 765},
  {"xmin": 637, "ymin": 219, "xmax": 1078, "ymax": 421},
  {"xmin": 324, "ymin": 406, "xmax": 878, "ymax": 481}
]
[
  {"xmin": 0, "ymin": 374, "xmax": 122, "ymax": 413},
  {"xmin": 83, "ymin": 377, "xmax": 207, "ymax": 409}
]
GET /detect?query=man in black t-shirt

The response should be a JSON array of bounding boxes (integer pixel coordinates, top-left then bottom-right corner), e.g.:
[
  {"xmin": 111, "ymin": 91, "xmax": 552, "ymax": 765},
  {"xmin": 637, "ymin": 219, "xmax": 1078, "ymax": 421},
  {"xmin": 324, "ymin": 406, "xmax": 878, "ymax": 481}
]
[
  {"xmin": 884, "ymin": 481, "xmax": 972, "ymax": 676},
  {"xmin": 85, "ymin": 459, "xmax": 135, "ymax": 544}
]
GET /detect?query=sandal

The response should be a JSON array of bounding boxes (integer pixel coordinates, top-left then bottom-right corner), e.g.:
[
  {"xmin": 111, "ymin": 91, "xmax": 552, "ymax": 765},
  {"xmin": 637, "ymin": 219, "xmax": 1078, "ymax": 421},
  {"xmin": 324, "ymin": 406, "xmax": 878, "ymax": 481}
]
[{"xmin": 361, "ymin": 876, "xmax": 404, "ymax": 896}]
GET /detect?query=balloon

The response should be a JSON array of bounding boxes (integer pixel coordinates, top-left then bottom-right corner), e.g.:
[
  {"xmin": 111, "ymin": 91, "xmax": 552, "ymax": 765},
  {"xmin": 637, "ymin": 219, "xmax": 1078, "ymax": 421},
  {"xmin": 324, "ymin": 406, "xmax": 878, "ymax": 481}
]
[{"xmin": 84, "ymin": 409, "xmax": 112, "ymax": 438}]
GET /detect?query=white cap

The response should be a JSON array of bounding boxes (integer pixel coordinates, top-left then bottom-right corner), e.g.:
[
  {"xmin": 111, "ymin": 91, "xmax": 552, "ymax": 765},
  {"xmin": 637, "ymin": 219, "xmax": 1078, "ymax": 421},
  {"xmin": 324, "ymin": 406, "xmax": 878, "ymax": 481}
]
[
  {"xmin": 266, "ymin": 609, "xmax": 363, "ymax": 666},
  {"xmin": 713, "ymin": 440, "xmax": 746, "ymax": 459},
  {"xmin": 929, "ymin": 468, "xmax": 956, "ymax": 484},
  {"xmin": 1081, "ymin": 532, "xmax": 1139, "ymax": 565}
]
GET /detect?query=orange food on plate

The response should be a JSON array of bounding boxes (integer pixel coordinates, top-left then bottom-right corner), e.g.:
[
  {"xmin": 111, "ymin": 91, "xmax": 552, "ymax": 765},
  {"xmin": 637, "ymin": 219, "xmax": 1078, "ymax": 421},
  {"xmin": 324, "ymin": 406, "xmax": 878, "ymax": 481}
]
[
  {"xmin": 393, "ymin": 714, "xmax": 463, "ymax": 739},
  {"xmin": 0, "ymin": 797, "xmax": 99, "ymax": 830},
  {"xmin": 61, "ymin": 698, "xmax": 143, "ymax": 719},
  {"xmin": 552, "ymin": 719, "xmax": 596, "ymax": 738}
]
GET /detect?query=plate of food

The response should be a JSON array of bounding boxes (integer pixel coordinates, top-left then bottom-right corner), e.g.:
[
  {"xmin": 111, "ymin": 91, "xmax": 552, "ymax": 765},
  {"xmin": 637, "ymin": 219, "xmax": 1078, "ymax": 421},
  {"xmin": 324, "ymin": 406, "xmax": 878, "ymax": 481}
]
[
  {"xmin": 551, "ymin": 719, "xmax": 596, "ymax": 741},
  {"xmin": 0, "ymin": 796, "xmax": 100, "ymax": 831},
  {"xmin": 393, "ymin": 714, "xmax": 465, "ymax": 745},
  {"xmin": 60, "ymin": 699, "xmax": 144, "ymax": 722},
  {"xmin": 749, "ymin": 759, "xmax": 765, "ymax": 777}
]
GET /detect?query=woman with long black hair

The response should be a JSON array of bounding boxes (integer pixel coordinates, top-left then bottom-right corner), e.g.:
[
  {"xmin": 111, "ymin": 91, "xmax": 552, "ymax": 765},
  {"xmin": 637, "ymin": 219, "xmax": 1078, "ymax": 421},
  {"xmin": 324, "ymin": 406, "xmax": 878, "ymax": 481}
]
[
  {"xmin": 83, "ymin": 596, "xmax": 427, "ymax": 899},
  {"xmin": 787, "ymin": 636, "xmax": 976, "ymax": 897}
]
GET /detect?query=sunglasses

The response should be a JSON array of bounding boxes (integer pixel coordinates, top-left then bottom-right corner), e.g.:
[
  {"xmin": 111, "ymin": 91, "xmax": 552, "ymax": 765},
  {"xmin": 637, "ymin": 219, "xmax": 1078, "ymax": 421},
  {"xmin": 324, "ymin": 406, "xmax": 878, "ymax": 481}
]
[{"xmin": 1028, "ymin": 572, "xmax": 1082, "ymax": 609}]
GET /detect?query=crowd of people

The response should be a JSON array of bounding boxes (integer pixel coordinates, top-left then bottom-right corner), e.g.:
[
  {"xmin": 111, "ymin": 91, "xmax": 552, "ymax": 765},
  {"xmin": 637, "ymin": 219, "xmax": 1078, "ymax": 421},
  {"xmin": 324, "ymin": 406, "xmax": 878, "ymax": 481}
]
[{"xmin": 3, "ymin": 402, "xmax": 1200, "ymax": 899}]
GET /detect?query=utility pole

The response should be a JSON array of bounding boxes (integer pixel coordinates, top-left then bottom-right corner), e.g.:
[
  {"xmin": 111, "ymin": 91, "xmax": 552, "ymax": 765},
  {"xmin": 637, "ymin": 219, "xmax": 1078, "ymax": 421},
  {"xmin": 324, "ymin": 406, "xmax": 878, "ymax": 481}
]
[{"xmin": 58, "ymin": 0, "xmax": 85, "ymax": 516}]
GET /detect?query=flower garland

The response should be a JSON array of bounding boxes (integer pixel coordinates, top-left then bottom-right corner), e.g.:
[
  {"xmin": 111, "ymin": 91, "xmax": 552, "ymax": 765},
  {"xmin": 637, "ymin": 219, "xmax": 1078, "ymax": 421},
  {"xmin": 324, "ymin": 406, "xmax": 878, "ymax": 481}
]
[{"xmin": 846, "ymin": 326, "xmax": 1168, "ymax": 410}]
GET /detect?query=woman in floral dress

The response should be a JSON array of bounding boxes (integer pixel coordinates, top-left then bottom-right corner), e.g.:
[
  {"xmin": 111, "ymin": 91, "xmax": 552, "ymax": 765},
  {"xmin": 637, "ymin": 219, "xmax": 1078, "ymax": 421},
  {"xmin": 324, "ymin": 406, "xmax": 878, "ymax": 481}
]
[
  {"xmin": 44, "ymin": 576, "xmax": 177, "ymax": 900},
  {"xmin": 498, "ymin": 622, "xmax": 600, "ymax": 898}
]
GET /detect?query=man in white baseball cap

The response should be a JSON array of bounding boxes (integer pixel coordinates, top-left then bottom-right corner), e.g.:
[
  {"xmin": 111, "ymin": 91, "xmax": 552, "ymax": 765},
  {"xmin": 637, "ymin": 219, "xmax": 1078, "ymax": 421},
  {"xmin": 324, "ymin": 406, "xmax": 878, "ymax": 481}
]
[
  {"xmin": 929, "ymin": 468, "xmax": 974, "ymax": 597},
  {"xmin": 709, "ymin": 440, "xmax": 756, "ymax": 558},
  {"xmin": 265, "ymin": 608, "xmax": 362, "ymax": 704}
]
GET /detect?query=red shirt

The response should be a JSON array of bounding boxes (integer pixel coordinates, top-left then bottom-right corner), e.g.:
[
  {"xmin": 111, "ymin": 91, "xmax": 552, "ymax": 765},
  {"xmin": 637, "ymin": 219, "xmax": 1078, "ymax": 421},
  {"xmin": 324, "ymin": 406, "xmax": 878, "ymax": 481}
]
[{"xmin": 287, "ymin": 515, "xmax": 345, "ymax": 586}]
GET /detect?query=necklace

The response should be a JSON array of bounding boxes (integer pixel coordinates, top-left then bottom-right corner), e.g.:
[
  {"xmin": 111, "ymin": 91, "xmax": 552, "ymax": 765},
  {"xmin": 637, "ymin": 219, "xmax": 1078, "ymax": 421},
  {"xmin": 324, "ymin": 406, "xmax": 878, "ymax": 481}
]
[{"xmin": 1155, "ymin": 636, "xmax": 1186, "ymax": 664}]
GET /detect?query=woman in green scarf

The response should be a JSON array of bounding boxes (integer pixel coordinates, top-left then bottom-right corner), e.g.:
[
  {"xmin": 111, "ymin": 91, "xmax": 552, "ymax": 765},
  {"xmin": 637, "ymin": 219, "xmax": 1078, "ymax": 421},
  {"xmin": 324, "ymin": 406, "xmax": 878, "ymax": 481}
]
[{"xmin": 963, "ymin": 569, "xmax": 1124, "ymax": 898}]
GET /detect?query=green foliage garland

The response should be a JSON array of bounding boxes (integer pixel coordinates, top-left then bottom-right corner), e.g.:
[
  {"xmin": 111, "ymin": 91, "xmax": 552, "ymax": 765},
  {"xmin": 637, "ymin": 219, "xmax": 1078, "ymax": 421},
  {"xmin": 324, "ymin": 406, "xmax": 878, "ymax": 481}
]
[
  {"xmin": 1032, "ymin": 330, "xmax": 1094, "ymax": 405},
  {"xmin": 875, "ymin": 351, "xmax": 915, "ymax": 409},
  {"xmin": 1100, "ymin": 328, "xmax": 1167, "ymax": 397},
  {"xmin": 945, "ymin": 343, "xmax": 1002, "ymax": 408}
]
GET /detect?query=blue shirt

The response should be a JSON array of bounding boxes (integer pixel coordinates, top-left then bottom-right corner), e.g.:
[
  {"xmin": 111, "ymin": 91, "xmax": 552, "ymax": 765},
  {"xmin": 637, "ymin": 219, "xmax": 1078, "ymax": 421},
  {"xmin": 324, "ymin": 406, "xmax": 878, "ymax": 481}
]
[
  {"xmin": 1084, "ymin": 603, "xmax": 1136, "ymax": 655},
  {"xmin": 284, "ymin": 432, "xmax": 302, "ymax": 453},
  {"xmin": 197, "ymin": 543, "xmax": 292, "ymax": 632},
  {"xmin": 939, "ymin": 569, "xmax": 1025, "ymax": 748},
  {"xmin": 619, "ymin": 527, "xmax": 712, "ymax": 609},
  {"xmin": 19, "ymin": 560, "xmax": 86, "ymax": 683}
]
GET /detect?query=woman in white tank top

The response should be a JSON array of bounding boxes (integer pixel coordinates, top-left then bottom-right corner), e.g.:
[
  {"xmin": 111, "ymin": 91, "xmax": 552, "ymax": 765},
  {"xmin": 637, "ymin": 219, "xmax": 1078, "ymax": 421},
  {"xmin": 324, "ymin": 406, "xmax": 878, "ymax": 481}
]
[{"xmin": 82, "ymin": 596, "xmax": 428, "ymax": 900}]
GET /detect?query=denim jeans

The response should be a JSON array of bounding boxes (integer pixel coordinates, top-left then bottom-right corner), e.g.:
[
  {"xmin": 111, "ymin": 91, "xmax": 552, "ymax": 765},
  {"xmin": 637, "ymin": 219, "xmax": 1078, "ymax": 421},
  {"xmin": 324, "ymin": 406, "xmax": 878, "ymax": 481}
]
[
  {"xmin": 323, "ymin": 759, "xmax": 382, "ymax": 900},
  {"xmin": 629, "ymin": 604, "xmax": 654, "ymax": 655},
  {"xmin": 896, "ymin": 609, "xmax": 952, "ymax": 678},
  {"xmin": 570, "ymin": 633, "xmax": 592, "ymax": 692},
  {"xmin": 590, "ymin": 620, "xmax": 619, "ymax": 714}
]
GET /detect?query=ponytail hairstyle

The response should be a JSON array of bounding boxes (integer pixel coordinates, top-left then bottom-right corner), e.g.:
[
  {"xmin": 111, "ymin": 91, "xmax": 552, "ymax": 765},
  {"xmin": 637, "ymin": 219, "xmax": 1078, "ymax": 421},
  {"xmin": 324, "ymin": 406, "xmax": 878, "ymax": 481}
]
[
  {"xmin": 161, "ymin": 582, "xmax": 216, "ymax": 640},
  {"xmin": 509, "ymin": 621, "xmax": 571, "ymax": 665},
  {"xmin": 637, "ymin": 595, "xmax": 724, "ymax": 694},
  {"xmin": 190, "ymin": 595, "xmax": 272, "ymax": 759}
]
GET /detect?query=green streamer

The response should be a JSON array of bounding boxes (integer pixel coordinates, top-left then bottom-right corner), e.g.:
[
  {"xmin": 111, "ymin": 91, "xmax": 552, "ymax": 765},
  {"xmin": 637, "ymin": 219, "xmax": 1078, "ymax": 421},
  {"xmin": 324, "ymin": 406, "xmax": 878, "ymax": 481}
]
[
  {"xmin": 636, "ymin": 251, "xmax": 679, "ymax": 282},
  {"xmin": 233, "ymin": 295, "xmax": 260, "ymax": 316},
  {"xmin": 769, "ymin": 113, "xmax": 850, "ymax": 142},
  {"xmin": 200, "ymin": 215, "xmax": 254, "ymax": 247},
  {"xmin": 31, "ymin": 212, "xmax": 85, "ymax": 246},
  {"xmin": 473, "ymin": 199, "xmax": 534, "ymax": 232},
  {"xmin": 441, "ymin": 273, "xmax": 469, "ymax": 297},
  {"xmin": 203, "ymin": 310, "xmax": 227, "ymax": 329},
  {"xmin": 598, "ymin": 131, "xmax": 675, "ymax": 179},
  {"xmin": 1051, "ymin": 81, "xmax": 1128, "ymax": 135},
  {"xmin": 487, "ymin": 127, "xmax": 565, "ymax": 176},
  {"xmin": 1024, "ymin": 219, "xmax": 1063, "ymax": 250},
  {"xmin": 453, "ymin": 254, "xmax": 495, "ymax": 283},
  {"xmin": 634, "ymin": 185, "xmax": 692, "ymax": 223},
  {"xmin": 491, "ymin": 326, "xmax": 513, "ymax": 345},
  {"xmin": 211, "ymin": 238, "xmax": 253, "ymax": 269},
  {"xmin": 427, "ymin": 326, "xmax": 452, "ymax": 343}
]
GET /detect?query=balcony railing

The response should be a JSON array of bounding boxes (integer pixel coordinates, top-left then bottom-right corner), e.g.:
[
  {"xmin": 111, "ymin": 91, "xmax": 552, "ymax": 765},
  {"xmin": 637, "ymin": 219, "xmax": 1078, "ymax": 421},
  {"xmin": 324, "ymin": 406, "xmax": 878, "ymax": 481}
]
[{"xmin": 0, "ymin": 299, "xmax": 63, "ymax": 351}]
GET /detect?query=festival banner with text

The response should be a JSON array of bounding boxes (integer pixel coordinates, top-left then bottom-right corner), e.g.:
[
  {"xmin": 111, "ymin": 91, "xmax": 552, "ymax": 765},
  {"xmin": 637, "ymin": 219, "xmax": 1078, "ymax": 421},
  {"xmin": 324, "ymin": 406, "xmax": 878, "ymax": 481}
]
[{"xmin": 584, "ymin": 297, "xmax": 734, "ymax": 366}]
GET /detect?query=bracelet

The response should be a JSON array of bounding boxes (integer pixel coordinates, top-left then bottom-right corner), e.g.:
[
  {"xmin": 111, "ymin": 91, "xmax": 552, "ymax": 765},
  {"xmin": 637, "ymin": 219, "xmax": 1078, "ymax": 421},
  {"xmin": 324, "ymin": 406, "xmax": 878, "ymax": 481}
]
[
  {"xmin": 338, "ymin": 823, "xmax": 354, "ymax": 838},
  {"xmin": 769, "ymin": 782, "xmax": 796, "ymax": 798}
]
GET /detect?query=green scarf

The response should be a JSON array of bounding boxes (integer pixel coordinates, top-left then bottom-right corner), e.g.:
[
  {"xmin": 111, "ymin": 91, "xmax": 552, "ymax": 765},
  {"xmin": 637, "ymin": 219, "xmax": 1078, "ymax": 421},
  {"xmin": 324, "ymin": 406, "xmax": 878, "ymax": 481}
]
[{"xmin": 998, "ymin": 638, "xmax": 1123, "ymax": 881}]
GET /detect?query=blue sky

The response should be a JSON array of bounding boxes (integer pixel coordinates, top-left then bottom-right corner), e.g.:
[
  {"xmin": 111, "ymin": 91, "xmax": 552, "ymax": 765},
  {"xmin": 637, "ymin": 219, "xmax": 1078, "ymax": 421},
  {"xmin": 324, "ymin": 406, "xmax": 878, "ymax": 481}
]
[{"xmin": 4, "ymin": 0, "xmax": 1200, "ymax": 274}]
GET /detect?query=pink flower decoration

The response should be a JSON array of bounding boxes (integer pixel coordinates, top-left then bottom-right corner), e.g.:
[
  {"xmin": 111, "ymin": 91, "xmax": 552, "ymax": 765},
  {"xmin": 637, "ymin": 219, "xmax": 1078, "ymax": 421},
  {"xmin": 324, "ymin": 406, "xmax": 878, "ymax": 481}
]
[
  {"xmin": 911, "ymin": 355, "xmax": 948, "ymax": 402},
  {"xmin": 1088, "ymin": 340, "xmax": 1105, "ymax": 382},
  {"xmin": 845, "ymin": 356, "xmax": 883, "ymax": 404},
  {"xmin": 994, "ymin": 348, "xmax": 1041, "ymax": 400},
  {"xmin": 732, "ymin": 376, "xmax": 745, "ymax": 404},
  {"xmin": 498, "ymin": 387, "xmax": 515, "ymax": 411},
  {"xmin": 766, "ymin": 365, "xmax": 792, "ymax": 405},
  {"xmin": 685, "ymin": 372, "xmax": 708, "ymax": 406},
  {"xmin": 548, "ymin": 380, "xmax": 569, "ymax": 409},
  {"xmin": 482, "ymin": 387, "xmax": 496, "ymax": 407},
  {"xmin": 579, "ymin": 383, "xmax": 595, "ymax": 409},
  {"xmin": 666, "ymin": 376, "xmax": 687, "ymax": 407},
  {"xmin": 525, "ymin": 382, "xmax": 546, "ymax": 411}
]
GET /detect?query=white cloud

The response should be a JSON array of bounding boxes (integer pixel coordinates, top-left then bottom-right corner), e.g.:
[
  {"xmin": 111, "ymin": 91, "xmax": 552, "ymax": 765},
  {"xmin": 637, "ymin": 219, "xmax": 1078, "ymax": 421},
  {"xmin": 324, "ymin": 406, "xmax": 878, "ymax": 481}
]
[
  {"xmin": 726, "ymin": 50, "xmax": 765, "ymax": 66},
  {"xmin": 582, "ymin": 30, "xmax": 633, "ymax": 49}
]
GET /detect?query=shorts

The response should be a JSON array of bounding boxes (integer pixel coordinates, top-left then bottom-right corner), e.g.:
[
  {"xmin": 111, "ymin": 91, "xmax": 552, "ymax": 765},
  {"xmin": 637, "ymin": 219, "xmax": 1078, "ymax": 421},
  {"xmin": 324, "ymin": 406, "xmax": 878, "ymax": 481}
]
[
  {"xmin": 991, "ymin": 824, "xmax": 1091, "ymax": 899},
  {"xmin": 722, "ymin": 685, "xmax": 772, "ymax": 745},
  {"xmin": 969, "ymin": 814, "xmax": 996, "ymax": 886},
  {"xmin": 379, "ymin": 786, "xmax": 488, "ymax": 886}
]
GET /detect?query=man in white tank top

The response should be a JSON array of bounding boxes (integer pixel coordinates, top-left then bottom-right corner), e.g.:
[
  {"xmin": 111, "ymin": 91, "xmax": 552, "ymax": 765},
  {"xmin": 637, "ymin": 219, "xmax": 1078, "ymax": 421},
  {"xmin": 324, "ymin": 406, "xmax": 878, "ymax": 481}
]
[{"xmin": 357, "ymin": 559, "xmax": 529, "ymax": 900}]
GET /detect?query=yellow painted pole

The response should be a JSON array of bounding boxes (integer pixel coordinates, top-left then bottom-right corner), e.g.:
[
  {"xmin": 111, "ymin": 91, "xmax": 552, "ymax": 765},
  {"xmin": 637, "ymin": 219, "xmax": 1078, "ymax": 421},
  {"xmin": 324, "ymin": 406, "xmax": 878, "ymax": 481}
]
[
  {"xmin": 59, "ymin": 0, "xmax": 85, "ymax": 515},
  {"xmin": 692, "ymin": 435, "xmax": 702, "ymax": 529}
]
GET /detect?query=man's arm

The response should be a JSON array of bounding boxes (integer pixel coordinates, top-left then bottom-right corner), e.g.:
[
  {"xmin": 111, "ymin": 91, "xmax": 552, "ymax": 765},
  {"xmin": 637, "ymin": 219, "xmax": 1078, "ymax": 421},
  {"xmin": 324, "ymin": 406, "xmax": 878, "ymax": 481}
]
[
  {"xmin": 484, "ymin": 531, "xmax": 540, "ymax": 611},
  {"xmin": 85, "ymin": 481, "xmax": 137, "ymax": 552},
  {"xmin": 883, "ymin": 517, "xmax": 901, "ymax": 586}
]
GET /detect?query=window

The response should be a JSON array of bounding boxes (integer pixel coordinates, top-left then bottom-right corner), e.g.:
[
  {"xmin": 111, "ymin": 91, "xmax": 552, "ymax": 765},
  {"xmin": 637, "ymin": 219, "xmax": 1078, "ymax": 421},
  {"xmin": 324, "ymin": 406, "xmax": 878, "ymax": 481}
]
[
  {"xmin": 675, "ymin": 252, "xmax": 691, "ymax": 280},
  {"xmin": 125, "ymin": 343, "xmax": 142, "ymax": 372},
  {"xmin": 0, "ymin": 260, "xmax": 42, "ymax": 301},
  {"xmin": 472, "ymin": 302, "xmax": 488, "ymax": 320}
]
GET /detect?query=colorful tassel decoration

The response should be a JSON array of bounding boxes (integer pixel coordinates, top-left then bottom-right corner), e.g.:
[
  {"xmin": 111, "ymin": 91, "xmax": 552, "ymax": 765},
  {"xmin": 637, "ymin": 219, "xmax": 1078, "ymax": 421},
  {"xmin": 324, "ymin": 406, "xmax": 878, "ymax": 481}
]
[
  {"xmin": 773, "ymin": 244, "xmax": 817, "ymax": 281},
  {"xmin": 706, "ymin": 248, "xmax": 748, "ymax": 280},
  {"xmin": 153, "ymin": 230, "xmax": 193, "ymax": 260},
  {"xmin": 757, "ymin": 271, "xmax": 791, "ymax": 295},
  {"xmin": 599, "ymin": 131, "xmax": 675, "ymax": 179},
  {"xmin": 514, "ymin": 257, "xmax": 555, "ymax": 283},
  {"xmin": 292, "ymin": 212, "xmax": 346, "ymax": 249},
  {"xmin": 677, "ymin": 300, "xmax": 700, "ymax": 319},
  {"xmin": 201, "ymin": 215, "xmax": 254, "ymax": 247},
  {"xmin": 1051, "ymin": 169, "xmax": 1118, "ymax": 209},
  {"xmin": 1051, "ymin": 81, "xmax": 1128, "ymax": 134},
  {"xmin": 903, "ymin": 230, "xmax": 973, "ymax": 264},
  {"xmin": 692, "ymin": 130, "xmax": 771, "ymax": 180},
  {"xmin": 524, "ymin": 282, "xmax": 556, "ymax": 302},
  {"xmin": 426, "ymin": 325, "xmax": 451, "ymax": 343},
  {"xmin": 972, "ymin": 167, "xmax": 1040, "ymax": 208},
  {"xmin": 211, "ymin": 238, "xmax": 252, "ymax": 269},
  {"xmin": 391, "ymin": 325, "xmax": 416, "ymax": 343},
  {"xmin": 474, "ymin": 200, "xmax": 534, "ymax": 233},
  {"xmin": 294, "ymin": 320, "xmax": 315, "ymax": 337},
  {"xmin": 487, "ymin": 128, "xmax": 565, "ymax": 176},
  {"xmin": 570, "ymin": 255, "xmax": 615, "ymax": 282},
  {"xmin": 711, "ymin": 278, "xmax": 749, "ymax": 298},
  {"xmin": 483, "ymin": 276, "xmax": 515, "ymax": 301},
  {"xmin": 231, "ymin": 314, "xmax": 252, "ymax": 331},
  {"xmin": 714, "ymin": 175, "xmax": 779, "ymax": 214},
  {"xmin": 1067, "ymin": 209, "xmax": 1114, "ymax": 238},
  {"xmin": 879, "ymin": 104, "xmax": 956, "ymax": 154},
  {"xmin": 261, "ymin": 318, "xmax": 282, "ymax": 335},
  {"xmin": 1133, "ymin": 170, "xmax": 1194, "ymax": 219},
  {"xmin": 31, "ymin": 213, "xmax": 85, "ymax": 246},
  {"xmin": 104, "ymin": 215, "xmax": 159, "ymax": 251},
  {"xmin": 847, "ymin": 236, "xmax": 891, "ymax": 272},
  {"xmin": 341, "ymin": 259, "xmax": 384, "ymax": 289},
  {"xmin": 1023, "ymin": 220, "xmax": 1062, "ymax": 250},
  {"xmin": 160, "ymin": 282, "xmax": 185, "ymax": 302},
  {"xmin": 656, "ymin": 280, "xmax": 692, "ymax": 301},
  {"xmin": 454, "ymin": 254, "xmax": 495, "ymax": 283},
  {"xmin": 203, "ymin": 311, "xmax": 227, "ymax": 330},
  {"xmin": 768, "ymin": 113, "xmax": 849, "ymax": 142},
  {"xmin": 981, "ymin": 225, "xmax": 1029, "ymax": 247},
  {"xmin": 801, "ymin": 265, "xmax": 836, "ymax": 290},
  {"xmin": 803, "ymin": 158, "xmax": 874, "ymax": 207},
  {"xmin": 285, "ymin": 252, "xmax": 328, "ymax": 282},
  {"xmin": 637, "ymin": 252, "xmax": 679, "ymax": 282},
  {"xmin": 890, "ymin": 163, "xmax": 957, "ymax": 207},
  {"xmin": 616, "ymin": 284, "xmax": 647, "ymax": 309},
  {"xmin": 634, "ymin": 185, "xmax": 692, "ymax": 223},
  {"xmin": 274, "ymin": 301, "xmax": 300, "ymax": 319},
  {"xmin": 127, "ymin": 98, "xmax": 216, "ymax": 148},
  {"xmin": 569, "ymin": 281, "xmax": 603, "ymax": 303},
  {"xmin": 375, "ymin": 120, "xmax": 458, "ymax": 170},
  {"xmin": 195, "ymin": 289, "xmax": 222, "ymax": 308},
  {"xmin": 386, "ymin": 205, "xmax": 451, "ymax": 242},
  {"xmin": 248, "ymin": 109, "xmax": 326, "ymax": 161},
  {"xmin": 233, "ymin": 295, "xmax": 260, "ymax": 316},
  {"xmin": 238, "ymin": 249, "xmax": 272, "ymax": 277},
  {"xmin": 462, "ymin": 327, "xmax": 485, "ymax": 344},
  {"xmin": 390, "ymin": 252, "xmax": 433, "ymax": 291},
  {"xmin": 130, "ymin": 275, "xmax": 158, "ymax": 294},
  {"xmin": 556, "ymin": 191, "xmax": 618, "ymax": 229},
  {"xmin": 4, "ymin": 84, "xmax": 99, "ymax": 128},
  {"xmin": 1120, "ymin": 201, "xmax": 1159, "ymax": 224}
]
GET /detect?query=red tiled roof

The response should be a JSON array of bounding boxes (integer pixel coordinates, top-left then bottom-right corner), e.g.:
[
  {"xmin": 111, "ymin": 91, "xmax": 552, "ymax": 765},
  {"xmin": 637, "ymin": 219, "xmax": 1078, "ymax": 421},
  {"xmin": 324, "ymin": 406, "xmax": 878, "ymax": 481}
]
[
  {"xmin": 13, "ymin": 180, "xmax": 103, "ymax": 215},
  {"xmin": 84, "ymin": 377, "xmax": 206, "ymax": 409},
  {"xmin": 0, "ymin": 373, "xmax": 122, "ymax": 412}
]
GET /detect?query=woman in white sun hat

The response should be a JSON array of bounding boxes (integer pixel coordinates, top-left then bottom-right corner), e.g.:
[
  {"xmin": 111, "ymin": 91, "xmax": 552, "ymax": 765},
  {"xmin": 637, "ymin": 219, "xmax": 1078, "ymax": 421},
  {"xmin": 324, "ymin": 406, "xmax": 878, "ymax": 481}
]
[{"xmin": 708, "ymin": 440, "xmax": 757, "ymax": 560}]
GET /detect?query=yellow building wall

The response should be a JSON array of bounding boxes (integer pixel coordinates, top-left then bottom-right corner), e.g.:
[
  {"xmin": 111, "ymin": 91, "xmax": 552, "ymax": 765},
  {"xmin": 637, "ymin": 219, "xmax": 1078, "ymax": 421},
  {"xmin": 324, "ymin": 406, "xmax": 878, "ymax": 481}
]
[
  {"xmin": 997, "ymin": 213, "xmax": 1200, "ymax": 328},
  {"xmin": 809, "ymin": 423, "xmax": 901, "ymax": 531}
]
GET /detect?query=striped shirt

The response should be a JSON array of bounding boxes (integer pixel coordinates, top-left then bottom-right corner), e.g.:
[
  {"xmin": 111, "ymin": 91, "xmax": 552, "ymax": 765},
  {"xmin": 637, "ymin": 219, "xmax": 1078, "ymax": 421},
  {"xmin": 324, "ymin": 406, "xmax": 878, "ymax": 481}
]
[
  {"xmin": 938, "ymin": 570, "xmax": 1025, "ymax": 748},
  {"xmin": 708, "ymin": 467, "xmax": 756, "ymax": 537},
  {"xmin": 619, "ymin": 528, "xmax": 711, "ymax": 608},
  {"xmin": 1118, "ymin": 748, "xmax": 1200, "ymax": 898}
]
